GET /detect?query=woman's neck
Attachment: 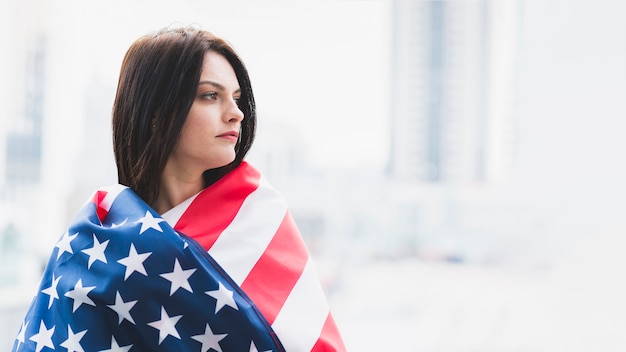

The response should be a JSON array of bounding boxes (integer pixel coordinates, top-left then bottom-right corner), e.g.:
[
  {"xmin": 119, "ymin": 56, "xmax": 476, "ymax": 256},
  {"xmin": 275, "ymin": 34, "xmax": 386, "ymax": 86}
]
[{"xmin": 154, "ymin": 166, "xmax": 205, "ymax": 214}]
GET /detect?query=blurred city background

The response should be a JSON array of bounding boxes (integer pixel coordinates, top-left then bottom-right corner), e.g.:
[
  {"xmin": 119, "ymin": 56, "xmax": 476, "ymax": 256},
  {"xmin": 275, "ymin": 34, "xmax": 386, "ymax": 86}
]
[{"xmin": 2, "ymin": 0, "xmax": 626, "ymax": 350}]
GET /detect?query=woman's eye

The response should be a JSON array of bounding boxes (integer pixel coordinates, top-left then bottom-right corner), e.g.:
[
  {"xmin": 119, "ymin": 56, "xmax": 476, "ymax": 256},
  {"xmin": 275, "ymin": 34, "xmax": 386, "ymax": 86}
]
[{"xmin": 201, "ymin": 92, "xmax": 218, "ymax": 100}]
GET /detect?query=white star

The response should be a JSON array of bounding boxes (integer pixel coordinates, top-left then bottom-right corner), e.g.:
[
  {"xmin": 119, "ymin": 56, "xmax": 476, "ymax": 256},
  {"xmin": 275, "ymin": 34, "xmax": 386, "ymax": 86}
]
[
  {"xmin": 160, "ymin": 258, "xmax": 196, "ymax": 296},
  {"xmin": 249, "ymin": 341, "xmax": 273, "ymax": 352},
  {"xmin": 15, "ymin": 320, "xmax": 28, "ymax": 350},
  {"xmin": 41, "ymin": 274, "xmax": 62, "ymax": 309},
  {"xmin": 117, "ymin": 243, "xmax": 151, "ymax": 280},
  {"xmin": 110, "ymin": 218, "xmax": 128, "ymax": 228},
  {"xmin": 64, "ymin": 278, "xmax": 96, "ymax": 312},
  {"xmin": 147, "ymin": 307, "xmax": 182, "ymax": 344},
  {"xmin": 107, "ymin": 291, "xmax": 137, "ymax": 325},
  {"xmin": 191, "ymin": 323, "xmax": 227, "ymax": 352},
  {"xmin": 81, "ymin": 234, "xmax": 109, "ymax": 269},
  {"xmin": 60, "ymin": 325, "xmax": 87, "ymax": 352},
  {"xmin": 206, "ymin": 282, "xmax": 238, "ymax": 313},
  {"xmin": 136, "ymin": 210, "xmax": 165, "ymax": 234},
  {"xmin": 98, "ymin": 336, "xmax": 133, "ymax": 352},
  {"xmin": 29, "ymin": 320, "xmax": 55, "ymax": 352},
  {"xmin": 55, "ymin": 231, "xmax": 78, "ymax": 259}
]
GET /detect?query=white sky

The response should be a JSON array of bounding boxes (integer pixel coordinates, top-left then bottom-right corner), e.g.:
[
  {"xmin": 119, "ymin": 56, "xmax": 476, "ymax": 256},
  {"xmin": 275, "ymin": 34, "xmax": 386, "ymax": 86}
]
[{"xmin": 515, "ymin": 0, "xmax": 626, "ymax": 225}]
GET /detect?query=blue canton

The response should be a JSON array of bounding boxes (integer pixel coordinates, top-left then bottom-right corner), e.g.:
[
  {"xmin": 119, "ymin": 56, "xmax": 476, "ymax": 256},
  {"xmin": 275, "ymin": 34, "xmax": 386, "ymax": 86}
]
[{"xmin": 12, "ymin": 187, "xmax": 284, "ymax": 352}]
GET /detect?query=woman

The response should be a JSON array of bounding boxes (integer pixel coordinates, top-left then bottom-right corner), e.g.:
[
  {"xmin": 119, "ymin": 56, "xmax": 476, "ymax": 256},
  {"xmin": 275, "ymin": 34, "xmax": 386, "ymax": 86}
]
[{"xmin": 13, "ymin": 26, "xmax": 346, "ymax": 351}]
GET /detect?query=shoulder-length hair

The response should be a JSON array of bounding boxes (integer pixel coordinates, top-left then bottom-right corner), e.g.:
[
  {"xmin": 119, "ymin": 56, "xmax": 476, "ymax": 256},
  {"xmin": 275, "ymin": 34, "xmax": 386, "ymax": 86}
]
[{"xmin": 112, "ymin": 26, "xmax": 256, "ymax": 205}]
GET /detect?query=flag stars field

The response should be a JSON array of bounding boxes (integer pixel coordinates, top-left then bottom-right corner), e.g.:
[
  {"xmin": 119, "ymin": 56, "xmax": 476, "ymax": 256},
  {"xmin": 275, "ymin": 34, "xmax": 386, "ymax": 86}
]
[
  {"xmin": 117, "ymin": 243, "xmax": 151, "ymax": 280},
  {"xmin": 81, "ymin": 234, "xmax": 109, "ymax": 269},
  {"xmin": 28, "ymin": 321, "xmax": 55, "ymax": 352},
  {"xmin": 147, "ymin": 307, "xmax": 183, "ymax": 344},
  {"xmin": 110, "ymin": 218, "xmax": 128, "ymax": 228},
  {"xmin": 13, "ymin": 185, "xmax": 291, "ymax": 351},
  {"xmin": 15, "ymin": 321, "xmax": 28, "ymax": 350},
  {"xmin": 64, "ymin": 278, "xmax": 96, "ymax": 313},
  {"xmin": 249, "ymin": 341, "xmax": 273, "ymax": 352},
  {"xmin": 60, "ymin": 325, "xmax": 87, "ymax": 352},
  {"xmin": 206, "ymin": 282, "xmax": 239, "ymax": 313},
  {"xmin": 191, "ymin": 323, "xmax": 227, "ymax": 352},
  {"xmin": 160, "ymin": 258, "xmax": 197, "ymax": 296},
  {"xmin": 55, "ymin": 231, "xmax": 78, "ymax": 259},
  {"xmin": 99, "ymin": 336, "xmax": 133, "ymax": 352},
  {"xmin": 107, "ymin": 291, "xmax": 137, "ymax": 325},
  {"xmin": 136, "ymin": 210, "xmax": 165, "ymax": 234},
  {"xmin": 40, "ymin": 274, "xmax": 62, "ymax": 309}
]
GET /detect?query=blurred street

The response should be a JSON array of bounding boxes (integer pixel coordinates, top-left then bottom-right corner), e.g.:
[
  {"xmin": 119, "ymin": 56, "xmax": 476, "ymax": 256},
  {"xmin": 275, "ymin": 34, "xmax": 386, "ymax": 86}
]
[{"xmin": 327, "ymin": 254, "xmax": 626, "ymax": 351}]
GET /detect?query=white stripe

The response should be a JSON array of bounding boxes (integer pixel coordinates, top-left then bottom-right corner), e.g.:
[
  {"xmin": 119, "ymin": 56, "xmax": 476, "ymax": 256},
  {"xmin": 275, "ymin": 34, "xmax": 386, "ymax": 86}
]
[
  {"xmin": 209, "ymin": 176, "xmax": 288, "ymax": 284},
  {"xmin": 162, "ymin": 192, "xmax": 200, "ymax": 225},
  {"xmin": 271, "ymin": 258, "xmax": 330, "ymax": 351},
  {"xmin": 101, "ymin": 184, "xmax": 128, "ymax": 211}
]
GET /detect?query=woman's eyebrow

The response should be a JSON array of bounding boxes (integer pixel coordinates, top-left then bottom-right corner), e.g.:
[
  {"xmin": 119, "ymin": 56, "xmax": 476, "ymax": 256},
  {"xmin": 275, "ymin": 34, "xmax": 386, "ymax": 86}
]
[{"xmin": 198, "ymin": 80, "xmax": 240, "ymax": 94}]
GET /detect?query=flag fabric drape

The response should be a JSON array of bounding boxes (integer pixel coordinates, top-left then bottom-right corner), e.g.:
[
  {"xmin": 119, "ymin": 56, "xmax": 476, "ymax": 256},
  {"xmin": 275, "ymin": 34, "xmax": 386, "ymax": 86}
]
[
  {"xmin": 13, "ymin": 184, "xmax": 285, "ymax": 351},
  {"xmin": 13, "ymin": 161, "xmax": 346, "ymax": 351},
  {"xmin": 163, "ymin": 161, "xmax": 346, "ymax": 351}
]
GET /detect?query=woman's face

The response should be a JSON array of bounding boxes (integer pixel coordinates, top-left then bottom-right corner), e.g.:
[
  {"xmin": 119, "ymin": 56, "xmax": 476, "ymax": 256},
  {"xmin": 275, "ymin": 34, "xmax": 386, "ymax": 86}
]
[{"xmin": 166, "ymin": 51, "xmax": 244, "ymax": 178}]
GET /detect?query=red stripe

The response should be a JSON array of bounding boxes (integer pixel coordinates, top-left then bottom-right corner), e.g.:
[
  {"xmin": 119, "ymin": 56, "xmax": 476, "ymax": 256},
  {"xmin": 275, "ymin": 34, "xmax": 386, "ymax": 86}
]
[
  {"xmin": 171, "ymin": 162, "xmax": 346, "ymax": 349},
  {"xmin": 174, "ymin": 162, "xmax": 261, "ymax": 249},
  {"xmin": 92, "ymin": 190, "xmax": 108, "ymax": 222},
  {"xmin": 240, "ymin": 212, "xmax": 309, "ymax": 324},
  {"xmin": 311, "ymin": 313, "xmax": 347, "ymax": 352}
]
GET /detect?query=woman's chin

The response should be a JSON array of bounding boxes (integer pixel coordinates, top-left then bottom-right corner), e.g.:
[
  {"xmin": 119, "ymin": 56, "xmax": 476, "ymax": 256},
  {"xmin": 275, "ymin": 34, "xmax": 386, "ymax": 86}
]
[{"xmin": 209, "ymin": 155, "xmax": 238, "ymax": 170}]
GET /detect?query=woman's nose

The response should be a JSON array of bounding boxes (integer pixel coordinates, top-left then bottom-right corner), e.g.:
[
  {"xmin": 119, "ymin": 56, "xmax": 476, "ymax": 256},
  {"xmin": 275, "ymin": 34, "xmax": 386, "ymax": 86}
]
[{"xmin": 225, "ymin": 98, "xmax": 244, "ymax": 122}]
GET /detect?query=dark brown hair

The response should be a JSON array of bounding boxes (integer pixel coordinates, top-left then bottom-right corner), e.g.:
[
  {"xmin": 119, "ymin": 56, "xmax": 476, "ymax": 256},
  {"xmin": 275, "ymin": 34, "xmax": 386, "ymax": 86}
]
[{"xmin": 112, "ymin": 26, "xmax": 256, "ymax": 205}]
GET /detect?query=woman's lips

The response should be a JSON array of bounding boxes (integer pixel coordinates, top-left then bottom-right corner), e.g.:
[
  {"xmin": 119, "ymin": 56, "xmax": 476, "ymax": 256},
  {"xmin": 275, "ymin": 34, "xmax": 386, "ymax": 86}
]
[{"xmin": 217, "ymin": 130, "xmax": 239, "ymax": 142}]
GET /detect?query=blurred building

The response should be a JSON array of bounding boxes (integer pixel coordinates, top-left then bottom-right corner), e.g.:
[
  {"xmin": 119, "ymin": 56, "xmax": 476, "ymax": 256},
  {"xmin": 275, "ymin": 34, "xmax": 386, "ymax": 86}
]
[
  {"xmin": 389, "ymin": 0, "xmax": 521, "ymax": 184},
  {"xmin": 4, "ymin": 35, "xmax": 44, "ymax": 189},
  {"xmin": 0, "ymin": 0, "xmax": 50, "ymax": 348},
  {"xmin": 0, "ymin": 0, "xmax": 47, "ymax": 276},
  {"xmin": 370, "ymin": 0, "xmax": 531, "ymax": 264},
  {"xmin": 250, "ymin": 1, "xmax": 528, "ymax": 265}
]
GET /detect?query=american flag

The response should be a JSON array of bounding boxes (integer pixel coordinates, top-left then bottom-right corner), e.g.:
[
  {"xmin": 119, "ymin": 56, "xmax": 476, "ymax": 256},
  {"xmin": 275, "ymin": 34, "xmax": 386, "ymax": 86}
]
[
  {"xmin": 162, "ymin": 161, "xmax": 346, "ymax": 351},
  {"xmin": 13, "ymin": 161, "xmax": 346, "ymax": 351},
  {"xmin": 13, "ymin": 183, "xmax": 285, "ymax": 351}
]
